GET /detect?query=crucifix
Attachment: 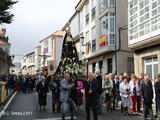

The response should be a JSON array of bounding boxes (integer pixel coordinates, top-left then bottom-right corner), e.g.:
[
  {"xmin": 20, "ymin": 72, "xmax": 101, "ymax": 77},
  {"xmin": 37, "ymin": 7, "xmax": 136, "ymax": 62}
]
[{"xmin": 39, "ymin": 52, "xmax": 51, "ymax": 67}]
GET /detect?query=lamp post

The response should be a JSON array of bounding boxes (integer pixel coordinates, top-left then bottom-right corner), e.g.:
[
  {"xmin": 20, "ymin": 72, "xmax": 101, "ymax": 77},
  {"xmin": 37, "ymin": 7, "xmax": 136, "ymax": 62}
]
[
  {"xmin": 80, "ymin": 36, "xmax": 91, "ymax": 76},
  {"xmin": 80, "ymin": 35, "xmax": 91, "ymax": 49},
  {"xmin": 10, "ymin": 55, "xmax": 15, "ymax": 74}
]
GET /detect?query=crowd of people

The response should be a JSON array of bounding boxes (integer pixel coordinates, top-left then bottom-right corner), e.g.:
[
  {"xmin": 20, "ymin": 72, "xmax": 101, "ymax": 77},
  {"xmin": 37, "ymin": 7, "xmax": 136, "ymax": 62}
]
[{"xmin": 1, "ymin": 71, "xmax": 160, "ymax": 120}]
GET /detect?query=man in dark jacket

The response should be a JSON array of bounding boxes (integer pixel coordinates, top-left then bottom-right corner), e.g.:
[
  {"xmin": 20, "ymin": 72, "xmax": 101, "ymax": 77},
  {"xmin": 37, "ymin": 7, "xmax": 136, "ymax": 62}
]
[
  {"xmin": 49, "ymin": 76, "xmax": 61, "ymax": 114},
  {"xmin": 109, "ymin": 73, "xmax": 116, "ymax": 110},
  {"xmin": 96, "ymin": 69, "xmax": 102, "ymax": 115},
  {"xmin": 85, "ymin": 73, "xmax": 99, "ymax": 120},
  {"xmin": 140, "ymin": 74, "xmax": 154, "ymax": 120},
  {"xmin": 155, "ymin": 74, "xmax": 160, "ymax": 118}
]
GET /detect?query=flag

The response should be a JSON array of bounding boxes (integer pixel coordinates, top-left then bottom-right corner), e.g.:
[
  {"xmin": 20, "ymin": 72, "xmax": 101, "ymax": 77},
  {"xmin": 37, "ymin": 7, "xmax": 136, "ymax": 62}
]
[
  {"xmin": 86, "ymin": 43, "xmax": 89, "ymax": 55},
  {"xmin": 99, "ymin": 34, "xmax": 106, "ymax": 46}
]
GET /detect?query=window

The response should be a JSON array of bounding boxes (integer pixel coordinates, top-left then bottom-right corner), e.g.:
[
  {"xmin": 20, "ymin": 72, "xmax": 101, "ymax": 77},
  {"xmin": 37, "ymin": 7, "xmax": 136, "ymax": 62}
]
[
  {"xmin": 99, "ymin": 60, "xmax": 103, "ymax": 73},
  {"xmin": 127, "ymin": 57, "xmax": 134, "ymax": 76},
  {"xmin": 85, "ymin": 31, "xmax": 89, "ymax": 43},
  {"xmin": 92, "ymin": 26, "xmax": 96, "ymax": 51},
  {"xmin": 100, "ymin": 0, "xmax": 114, "ymax": 13},
  {"xmin": 85, "ymin": 2, "xmax": 89, "ymax": 25},
  {"xmin": 109, "ymin": 0, "xmax": 115, "ymax": 7},
  {"xmin": 110, "ymin": 18, "xmax": 114, "ymax": 32},
  {"xmin": 99, "ymin": 13, "xmax": 115, "ymax": 45},
  {"xmin": 92, "ymin": 62, "xmax": 96, "ymax": 73},
  {"xmin": 80, "ymin": 10, "xmax": 83, "ymax": 31},
  {"xmin": 110, "ymin": 34, "xmax": 115, "ymax": 44},
  {"xmin": 70, "ymin": 14, "xmax": 79, "ymax": 38},
  {"xmin": 92, "ymin": 7, "xmax": 96, "ymax": 20},
  {"xmin": 92, "ymin": 0, "xmax": 96, "ymax": 20},
  {"xmin": 108, "ymin": 58, "xmax": 112, "ymax": 73}
]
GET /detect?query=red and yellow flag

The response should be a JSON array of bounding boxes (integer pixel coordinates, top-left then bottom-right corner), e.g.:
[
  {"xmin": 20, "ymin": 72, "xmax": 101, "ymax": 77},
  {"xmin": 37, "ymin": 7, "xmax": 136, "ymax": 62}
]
[
  {"xmin": 86, "ymin": 43, "xmax": 89, "ymax": 55},
  {"xmin": 99, "ymin": 34, "xmax": 106, "ymax": 46}
]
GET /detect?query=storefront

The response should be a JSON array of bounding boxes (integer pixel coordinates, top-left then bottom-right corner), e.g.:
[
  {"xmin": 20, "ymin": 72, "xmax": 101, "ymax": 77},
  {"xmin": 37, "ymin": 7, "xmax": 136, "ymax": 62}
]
[{"xmin": 134, "ymin": 45, "xmax": 160, "ymax": 84}]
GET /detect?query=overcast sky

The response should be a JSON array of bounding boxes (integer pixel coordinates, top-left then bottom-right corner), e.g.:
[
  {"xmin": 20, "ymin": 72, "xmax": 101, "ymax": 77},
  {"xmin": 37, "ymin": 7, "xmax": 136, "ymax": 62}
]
[{"xmin": 0, "ymin": 0, "xmax": 79, "ymax": 62}]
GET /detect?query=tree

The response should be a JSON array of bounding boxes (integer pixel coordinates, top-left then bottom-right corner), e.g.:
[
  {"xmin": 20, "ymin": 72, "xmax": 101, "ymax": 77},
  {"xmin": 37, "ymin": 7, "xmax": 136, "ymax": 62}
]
[{"xmin": 0, "ymin": 0, "xmax": 18, "ymax": 24}]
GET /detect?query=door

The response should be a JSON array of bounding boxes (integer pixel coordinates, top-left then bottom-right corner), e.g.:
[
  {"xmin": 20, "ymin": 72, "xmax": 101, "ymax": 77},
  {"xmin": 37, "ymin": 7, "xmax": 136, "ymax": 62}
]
[
  {"xmin": 145, "ymin": 56, "xmax": 158, "ymax": 85},
  {"xmin": 108, "ymin": 58, "xmax": 112, "ymax": 73}
]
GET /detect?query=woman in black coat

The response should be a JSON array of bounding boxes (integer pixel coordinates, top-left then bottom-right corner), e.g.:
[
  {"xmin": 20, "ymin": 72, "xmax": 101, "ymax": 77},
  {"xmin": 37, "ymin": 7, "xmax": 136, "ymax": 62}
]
[{"xmin": 37, "ymin": 76, "xmax": 48, "ymax": 111}]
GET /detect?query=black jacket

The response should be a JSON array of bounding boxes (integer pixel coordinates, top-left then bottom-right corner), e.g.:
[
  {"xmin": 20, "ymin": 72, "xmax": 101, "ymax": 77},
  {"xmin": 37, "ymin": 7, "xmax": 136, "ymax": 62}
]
[
  {"xmin": 96, "ymin": 74, "xmax": 102, "ymax": 95},
  {"xmin": 155, "ymin": 81, "xmax": 160, "ymax": 102},
  {"xmin": 85, "ymin": 79, "xmax": 99, "ymax": 100},
  {"xmin": 140, "ymin": 81, "xmax": 153, "ymax": 104}
]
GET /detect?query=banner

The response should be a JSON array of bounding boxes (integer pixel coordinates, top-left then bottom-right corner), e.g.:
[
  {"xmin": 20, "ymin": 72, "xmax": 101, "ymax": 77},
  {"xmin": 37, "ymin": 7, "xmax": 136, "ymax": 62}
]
[{"xmin": 47, "ymin": 60, "xmax": 57, "ymax": 75}]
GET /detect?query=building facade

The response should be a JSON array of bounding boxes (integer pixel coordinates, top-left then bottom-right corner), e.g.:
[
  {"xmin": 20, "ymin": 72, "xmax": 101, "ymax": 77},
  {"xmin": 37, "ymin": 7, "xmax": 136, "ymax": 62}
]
[
  {"xmin": 10, "ymin": 62, "xmax": 22, "ymax": 75},
  {"xmin": 68, "ymin": 0, "xmax": 134, "ymax": 75},
  {"xmin": 0, "ymin": 28, "xmax": 12, "ymax": 74},
  {"xmin": 21, "ymin": 52, "xmax": 35, "ymax": 75},
  {"xmin": 39, "ymin": 30, "xmax": 64, "ymax": 68},
  {"xmin": 128, "ymin": 0, "xmax": 160, "ymax": 84},
  {"xmin": 35, "ymin": 46, "xmax": 41, "ymax": 74}
]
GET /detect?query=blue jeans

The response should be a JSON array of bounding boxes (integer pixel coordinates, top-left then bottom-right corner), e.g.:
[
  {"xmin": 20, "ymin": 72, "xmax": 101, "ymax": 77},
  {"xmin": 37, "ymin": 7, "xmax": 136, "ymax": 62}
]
[{"xmin": 62, "ymin": 97, "xmax": 76, "ymax": 120}]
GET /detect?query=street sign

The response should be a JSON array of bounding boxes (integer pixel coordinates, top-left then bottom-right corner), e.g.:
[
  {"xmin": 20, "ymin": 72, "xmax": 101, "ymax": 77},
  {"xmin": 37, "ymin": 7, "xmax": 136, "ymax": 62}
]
[{"xmin": 47, "ymin": 60, "xmax": 57, "ymax": 75}]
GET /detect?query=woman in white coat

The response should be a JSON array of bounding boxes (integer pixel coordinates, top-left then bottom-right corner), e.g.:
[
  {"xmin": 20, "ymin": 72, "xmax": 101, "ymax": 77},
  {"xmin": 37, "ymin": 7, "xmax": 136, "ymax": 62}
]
[{"xmin": 120, "ymin": 77, "xmax": 131, "ymax": 115}]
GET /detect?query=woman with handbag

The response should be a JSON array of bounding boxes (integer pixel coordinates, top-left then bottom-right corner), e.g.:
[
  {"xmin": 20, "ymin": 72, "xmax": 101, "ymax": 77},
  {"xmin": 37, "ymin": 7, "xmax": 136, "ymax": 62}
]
[
  {"xmin": 120, "ymin": 77, "xmax": 131, "ymax": 115},
  {"xmin": 103, "ymin": 75, "xmax": 114, "ymax": 113}
]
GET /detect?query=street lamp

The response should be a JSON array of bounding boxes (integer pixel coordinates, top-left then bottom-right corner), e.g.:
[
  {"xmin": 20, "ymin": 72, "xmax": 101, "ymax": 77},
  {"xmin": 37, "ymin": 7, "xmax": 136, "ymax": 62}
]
[{"xmin": 80, "ymin": 35, "xmax": 91, "ymax": 47}]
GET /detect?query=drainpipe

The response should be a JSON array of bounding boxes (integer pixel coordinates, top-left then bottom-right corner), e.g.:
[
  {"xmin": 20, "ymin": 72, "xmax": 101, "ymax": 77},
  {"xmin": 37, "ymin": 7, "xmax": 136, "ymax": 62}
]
[{"xmin": 115, "ymin": 0, "xmax": 117, "ymax": 74}]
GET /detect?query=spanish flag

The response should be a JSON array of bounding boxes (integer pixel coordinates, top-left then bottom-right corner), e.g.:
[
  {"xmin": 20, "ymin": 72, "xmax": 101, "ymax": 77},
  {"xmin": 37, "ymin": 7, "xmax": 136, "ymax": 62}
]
[{"xmin": 99, "ymin": 34, "xmax": 106, "ymax": 46}]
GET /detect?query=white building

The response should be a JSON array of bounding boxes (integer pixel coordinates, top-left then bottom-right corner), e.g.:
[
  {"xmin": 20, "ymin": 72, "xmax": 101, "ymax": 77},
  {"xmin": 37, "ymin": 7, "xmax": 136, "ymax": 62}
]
[
  {"xmin": 128, "ymin": 0, "xmax": 160, "ymax": 84},
  {"xmin": 39, "ymin": 30, "xmax": 64, "ymax": 68},
  {"xmin": 21, "ymin": 52, "xmax": 35, "ymax": 75},
  {"xmin": 63, "ymin": 0, "xmax": 134, "ymax": 75},
  {"xmin": 35, "ymin": 46, "xmax": 41, "ymax": 74},
  {"xmin": 10, "ymin": 62, "xmax": 22, "ymax": 75}
]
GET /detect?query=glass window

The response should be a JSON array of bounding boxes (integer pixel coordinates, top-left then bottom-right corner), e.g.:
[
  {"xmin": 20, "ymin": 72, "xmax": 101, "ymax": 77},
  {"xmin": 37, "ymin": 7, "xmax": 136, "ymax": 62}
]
[
  {"xmin": 130, "ymin": 1, "xmax": 133, "ymax": 9},
  {"xmin": 152, "ymin": 2, "xmax": 157, "ymax": 9},
  {"xmin": 140, "ymin": 1, "xmax": 144, "ymax": 10},
  {"xmin": 152, "ymin": 9, "xmax": 157, "ymax": 16},
  {"xmin": 140, "ymin": 9, "xmax": 144, "ymax": 16},
  {"xmin": 110, "ymin": 18, "xmax": 114, "ymax": 32},
  {"xmin": 92, "ymin": 7, "xmax": 96, "ymax": 20},
  {"xmin": 145, "ymin": 0, "xmax": 149, "ymax": 5},
  {"xmin": 134, "ymin": 0, "xmax": 138, "ymax": 5},
  {"xmin": 140, "ymin": 30, "xmax": 144, "ymax": 36},
  {"xmin": 145, "ymin": 6, "xmax": 149, "ymax": 13},
  {"xmin": 153, "ymin": 56, "xmax": 158, "ymax": 62},
  {"xmin": 92, "ymin": 26, "xmax": 96, "ymax": 40},
  {"xmin": 100, "ymin": 0, "xmax": 108, "ymax": 13},
  {"xmin": 86, "ymin": 2, "xmax": 89, "ymax": 25},
  {"xmin": 110, "ymin": 34, "xmax": 115, "ymax": 44},
  {"xmin": 92, "ymin": 0, "xmax": 96, "ymax": 9},
  {"xmin": 110, "ymin": 0, "xmax": 115, "ymax": 7},
  {"xmin": 85, "ymin": 31, "xmax": 89, "ymax": 43},
  {"xmin": 80, "ymin": 10, "xmax": 83, "ymax": 31},
  {"xmin": 146, "ymin": 58, "xmax": 152, "ymax": 63}
]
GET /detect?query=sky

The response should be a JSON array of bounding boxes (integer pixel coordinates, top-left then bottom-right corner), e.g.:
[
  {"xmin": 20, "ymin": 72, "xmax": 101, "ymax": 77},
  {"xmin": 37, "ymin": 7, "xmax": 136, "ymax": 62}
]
[{"xmin": 0, "ymin": 0, "xmax": 79, "ymax": 62}]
